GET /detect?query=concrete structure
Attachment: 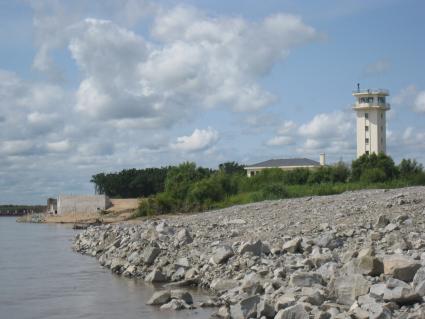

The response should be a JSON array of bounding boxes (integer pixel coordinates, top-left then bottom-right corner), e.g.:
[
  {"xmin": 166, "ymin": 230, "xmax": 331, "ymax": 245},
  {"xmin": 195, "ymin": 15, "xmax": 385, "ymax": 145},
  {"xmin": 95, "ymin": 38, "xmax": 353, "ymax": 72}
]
[
  {"xmin": 245, "ymin": 156, "xmax": 325, "ymax": 177},
  {"xmin": 57, "ymin": 195, "xmax": 111, "ymax": 215},
  {"xmin": 353, "ymin": 88, "xmax": 390, "ymax": 158},
  {"xmin": 47, "ymin": 198, "xmax": 57, "ymax": 214}
]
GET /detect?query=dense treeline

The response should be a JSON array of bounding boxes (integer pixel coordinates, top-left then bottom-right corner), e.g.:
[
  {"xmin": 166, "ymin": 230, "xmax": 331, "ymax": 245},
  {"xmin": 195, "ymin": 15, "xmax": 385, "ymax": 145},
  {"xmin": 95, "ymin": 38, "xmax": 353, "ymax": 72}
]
[
  {"xmin": 90, "ymin": 162, "xmax": 245, "ymax": 198},
  {"xmin": 135, "ymin": 153, "xmax": 425, "ymax": 217},
  {"xmin": 91, "ymin": 167, "xmax": 171, "ymax": 198}
]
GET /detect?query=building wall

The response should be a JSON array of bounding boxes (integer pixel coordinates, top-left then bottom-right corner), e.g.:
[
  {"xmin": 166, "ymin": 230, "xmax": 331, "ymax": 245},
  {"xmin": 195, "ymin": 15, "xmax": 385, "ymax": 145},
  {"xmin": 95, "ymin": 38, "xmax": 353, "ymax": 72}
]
[
  {"xmin": 57, "ymin": 195, "xmax": 111, "ymax": 215},
  {"xmin": 356, "ymin": 108, "xmax": 387, "ymax": 157},
  {"xmin": 245, "ymin": 165, "xmax": 319, "ymax": 177}
]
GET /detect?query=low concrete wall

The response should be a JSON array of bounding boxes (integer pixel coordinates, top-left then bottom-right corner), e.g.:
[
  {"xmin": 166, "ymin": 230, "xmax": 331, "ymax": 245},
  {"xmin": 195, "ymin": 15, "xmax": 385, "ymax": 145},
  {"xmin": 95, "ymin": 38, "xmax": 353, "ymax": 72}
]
[{"xmin": 57, "ymin": 195, "xmax": 111, "ymax": 215}]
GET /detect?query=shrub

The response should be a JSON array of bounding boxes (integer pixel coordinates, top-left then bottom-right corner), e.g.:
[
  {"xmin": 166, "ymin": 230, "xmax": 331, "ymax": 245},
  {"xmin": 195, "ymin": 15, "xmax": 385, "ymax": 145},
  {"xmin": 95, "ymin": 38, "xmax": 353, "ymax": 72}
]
[
  {"xmin": 399, "ymin": 159, "xmax": 424, "ymax": 179},
  {"xmin": 261, "ymin": 183, "xmax": 288, "ymax": 200},
  {"xmin": 360, "ymin": 168, "xmax": 387, "ymax": 183},
  {"xmin": 352, "ymin": 153, "xmax": 398, "ymax": 182}
]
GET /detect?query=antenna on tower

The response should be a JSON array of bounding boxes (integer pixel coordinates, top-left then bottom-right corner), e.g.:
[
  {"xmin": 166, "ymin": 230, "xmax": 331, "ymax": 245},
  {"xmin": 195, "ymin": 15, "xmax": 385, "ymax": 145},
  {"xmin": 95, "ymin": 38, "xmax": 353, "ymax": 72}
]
[{"xmin": 357, "ymin": 83, "xmax": 360, "ymax": 92}]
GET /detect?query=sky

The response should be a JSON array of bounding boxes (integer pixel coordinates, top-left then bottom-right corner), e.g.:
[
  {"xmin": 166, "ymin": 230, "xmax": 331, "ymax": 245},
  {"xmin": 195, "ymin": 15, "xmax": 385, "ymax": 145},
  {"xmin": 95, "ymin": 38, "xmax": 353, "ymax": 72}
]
[{"xmin": 1, "ymin": 0, "xmax": 425, "ymax": 204}]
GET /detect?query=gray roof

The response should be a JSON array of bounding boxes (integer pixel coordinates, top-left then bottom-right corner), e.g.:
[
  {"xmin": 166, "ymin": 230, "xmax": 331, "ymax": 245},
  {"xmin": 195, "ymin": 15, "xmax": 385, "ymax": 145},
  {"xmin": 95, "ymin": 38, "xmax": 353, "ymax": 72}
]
[{"xmin": 246, "ymin": 158, "xmax": 320, "ymax": 168}]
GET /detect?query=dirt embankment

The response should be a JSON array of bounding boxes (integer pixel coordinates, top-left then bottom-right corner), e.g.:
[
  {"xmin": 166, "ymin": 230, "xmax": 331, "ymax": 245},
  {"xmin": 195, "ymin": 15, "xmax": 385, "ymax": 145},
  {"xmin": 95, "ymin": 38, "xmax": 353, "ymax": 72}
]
[{"xmin": 43, "ymin": 198, "xmax": 140, "ymax": 224}]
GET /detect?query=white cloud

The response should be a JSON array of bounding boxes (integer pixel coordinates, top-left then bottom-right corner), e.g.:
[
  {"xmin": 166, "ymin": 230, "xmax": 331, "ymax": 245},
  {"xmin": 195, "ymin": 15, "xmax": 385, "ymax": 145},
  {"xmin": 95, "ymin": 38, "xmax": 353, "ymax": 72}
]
[
  {"xmin": 171, "ymin": 127, "xmax": 219, "ymax": 152},
  {"xmin": 266, "ymin": 136, "xmax": 293, "ymax": 146},
  {"xmin": 46, "ymin": 140, "xmax": 71, "ymax": 153},
  {"xmin": 414, "ymin": 91, "xmax": 425, "ymax": 112},
  {"xmin": 298, "ymin": 111, "xmax": 353, "ymax": 138},
  {"xmin": 277, "ymin": 121, "xmax": 297, "ymax": 135},
  {"xmin": 62, "ymin": 8, "xmax": 318, "ymax": 125}
]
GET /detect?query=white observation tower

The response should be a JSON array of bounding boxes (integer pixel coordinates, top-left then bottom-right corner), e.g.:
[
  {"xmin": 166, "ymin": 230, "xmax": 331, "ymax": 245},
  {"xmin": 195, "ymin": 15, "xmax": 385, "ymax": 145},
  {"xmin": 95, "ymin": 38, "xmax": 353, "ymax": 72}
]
[{"xmin": 352, "ymin": 85, "xmax": 390, "ymax": 158}]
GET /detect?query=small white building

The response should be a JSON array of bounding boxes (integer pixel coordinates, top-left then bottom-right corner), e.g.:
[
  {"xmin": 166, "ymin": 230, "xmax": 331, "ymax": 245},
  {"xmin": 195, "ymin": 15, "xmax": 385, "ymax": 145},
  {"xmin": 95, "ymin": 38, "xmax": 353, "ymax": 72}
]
[
  {"xmin": 245, "ymin": 155, "xmax": 325, "ymax": 177},
  {"xmin": 57, "ymin": 194, "xmax": 112, "ymax": 215},
  {"xmin": 352, "ymin": 88, "xmax": 390, "ymax": 158}
]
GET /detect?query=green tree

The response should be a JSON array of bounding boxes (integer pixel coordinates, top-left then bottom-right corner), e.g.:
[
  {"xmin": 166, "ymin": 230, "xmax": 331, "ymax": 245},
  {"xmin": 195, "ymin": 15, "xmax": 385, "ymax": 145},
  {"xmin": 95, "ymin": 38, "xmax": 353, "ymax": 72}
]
[{"xmin": 351, "ymin": 153, "xmax": 398, "ymax": 182}]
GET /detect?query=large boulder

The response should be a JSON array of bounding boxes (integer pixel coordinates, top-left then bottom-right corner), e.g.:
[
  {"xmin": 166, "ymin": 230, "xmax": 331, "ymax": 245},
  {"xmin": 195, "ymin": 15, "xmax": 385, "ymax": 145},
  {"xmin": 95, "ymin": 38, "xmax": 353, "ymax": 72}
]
[
  {"xmin": 145, "ymin": 269, "xmax": 167, "ymax": 283},
  {"xmin": 274, "ymin": 304, "xmax": 309, "ymax": 319},
  {"xmin": 282, "ymin": 237, "xmax": 302, "ymax": 254},
  {"xmin": 334, "ymin": 274, "xmax": 370, "ymax": 305},
  {"xmin": 143, "ymin": 246, "xmax": 161, "ymax": 265},
  {"xmin": 210, "ymin": 278, "xmax": 239, "ymax": 291},
  {"xmin": 211, "ymin": 246, "xmax": 234, "ymax": 264},
  {"xmin": 383, "ymin": 255, "xmax": 421, "ymax": 282},
  {"xmin": 146, "ymin": 290, "xmax": 171, "ymax": 305},
  {"xmin": 238, "ymin": 240, "xmax": 263, "ymax": 256},
  {"xmin": 357, "ymin": 255, "xmax": 384, "ymax": 276},
  {"xmin": 289, "ymin": 272, "xmax": 324, "ymax": 287},
  {"xmin": 170, "ymin": 289, "xmax": 193, "ymax": 304},
  {"xmin": 175, "ymin": 228, "xmax": 193, "ymax": 245},
  {"xmin": 231, "ymin": 295, "xmax": 260, "ymax": 319}
]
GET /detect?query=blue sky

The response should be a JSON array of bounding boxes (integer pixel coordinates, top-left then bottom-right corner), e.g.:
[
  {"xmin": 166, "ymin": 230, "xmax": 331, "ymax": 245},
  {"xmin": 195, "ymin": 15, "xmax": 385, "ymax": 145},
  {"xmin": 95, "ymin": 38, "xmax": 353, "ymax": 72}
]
[{"xmin": 1, "ymin": 0, "xmax": 425, "ymax": 204}]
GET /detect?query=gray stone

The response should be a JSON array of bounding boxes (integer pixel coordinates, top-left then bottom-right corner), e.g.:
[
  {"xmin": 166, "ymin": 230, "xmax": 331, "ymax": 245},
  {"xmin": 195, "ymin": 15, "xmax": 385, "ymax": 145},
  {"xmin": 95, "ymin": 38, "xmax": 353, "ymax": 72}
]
[
  {"xmin": 231, "ymin": 295, "xmax": 260, "ymax": 319},
  {"xmin": 210, "ymin": 278, "xmax": 239, "ymax": 291},
  {"xmin": 357, "ymin": 255, "xmax": 384, "ymax": 276},
  {"xmin": 275, "ymin": 295, "xmax": 296, "ymax": 311},
  {"xmin": 334, "ymin": 274, "xmax": 370, "ymax": 305},
  {"xmin": 170, "ymin": 289, "xmax": 193, "ymax": 304},
  {"xmin": 127, "ymin": 251, "xmax": 142, "ymax": 264},
  {"xmin": 415, "ymin": 280, "xmax": 425, "ymax": 296},
  {"xmin": 375, "ymin": 214, "xmax": 390, "ymax": 228},
  {"xmin": 257, "ymin": 298, "xmax": 276, "ymax": 318},
  {"xmin": 145, "ymin": 269, "xmax": 167, "ymax": 283},
  {"xmin": 289, "ymin": 272, "xmax": 324, "ymax": 287},
  {"xmin": 383, "ymin": 255, "xmax": 421, "ymax": 282},
  {"xmin": 175, "ymin": 228, "xmax": 193, "ymax": 245},
  {"xmin": 282, "ymin": 237, "xmax": 302, "ymax": 254},
  {"xmin": 238, "ymin": 240, "xmax": 263, "ymax": 256},
  {"xmin": 143, "ymin": 246, "xmax": 161, "ymax": 265},
  {"xmin": 274, "ymin": 304, "xmax": 309, "ymax": 319},
  {"xmin": 211, "ymin": 246, "xmax": 234, "ymax": 264},
  {"xmin": 146, "ymin": 290, "xmax": 171, "ymax": 305},
  {"xmin": 413, "ymin": 267, "xmax": 425, "ymax": 287},
  {"xmin": 160, "ymin": 299, "xmax": 193, "ymax": 310},
  {"xmin": 302, "ymin": 288, "xmax": 325, "ymax": 306},
  {"xmin": 175, "ymin": 257, "xmax": 190, "ymax": 269}
]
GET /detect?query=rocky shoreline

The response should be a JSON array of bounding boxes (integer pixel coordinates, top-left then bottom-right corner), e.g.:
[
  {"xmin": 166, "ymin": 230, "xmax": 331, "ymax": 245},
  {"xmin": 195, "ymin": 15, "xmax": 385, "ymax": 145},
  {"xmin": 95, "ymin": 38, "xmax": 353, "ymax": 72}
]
[{"xmin": 73, "ymin": 186, "xmax": 425, "ymax": 318}]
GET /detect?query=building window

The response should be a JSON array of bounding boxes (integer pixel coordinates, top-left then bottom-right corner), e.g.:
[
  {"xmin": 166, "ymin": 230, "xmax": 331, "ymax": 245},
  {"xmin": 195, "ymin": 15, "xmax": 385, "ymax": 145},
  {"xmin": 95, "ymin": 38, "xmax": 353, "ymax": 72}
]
[
  {"xmin": 365, "ymin": 113, "xmax": 369, "ymax": 119},
  {"xmin": 250, "ymin": 171, "xmax": 254, "ymax": 177},
  {"xmin": 378, "ymin": 96, "xmax": 386, "ymax": 104},
  {"xmin": 381, "ymin": 113, "xmax": 383, "ymax": 119},
  {"xmin": 365, "ymin": 126, "xmax": 369, "ymax": 132},
  {"xmin": 381, "ymin": 138, "xmax": 383, "ymax": 143},
  {"xmin": 365, "ymin": 138, "xmax": 369, "ymax": 144},
  {"xmin": 366, "ymin": 151, "xmax": 370, "ymax": 155},
  {"xmin": 381, "ymin": 126, "xmax": 383, "ymax": 132}
]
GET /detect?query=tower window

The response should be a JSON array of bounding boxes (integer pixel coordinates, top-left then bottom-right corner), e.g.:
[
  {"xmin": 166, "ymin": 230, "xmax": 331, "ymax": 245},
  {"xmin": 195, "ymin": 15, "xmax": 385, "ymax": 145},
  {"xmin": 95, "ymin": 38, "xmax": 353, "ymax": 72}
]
[
  {"xmin": 365, "ymin": 113, "xmax": 369, "ymax": 119},
  {"xmin": 381, "ymin": 113, "xmax": 383, "ymax": 119},
  {"xmin": 365, "ymin": 138, "xmax": 369, "ymax": 144},
  {"xmin": 378, "ymin": 97, "xmax": 386, "ymax": 104},
  {"xmin": 365, "ymin": 126, "xmax": 369, "ymax": 132},
  {"xmin": 381, "ymin": 126, "xmax": 383, "ymax": 132}
]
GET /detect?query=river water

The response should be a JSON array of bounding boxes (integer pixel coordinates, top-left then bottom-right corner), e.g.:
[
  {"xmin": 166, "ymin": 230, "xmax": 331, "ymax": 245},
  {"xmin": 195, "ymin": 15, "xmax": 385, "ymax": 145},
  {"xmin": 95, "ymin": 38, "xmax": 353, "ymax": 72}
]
[{"xmin": 0, "ymin": 217, "xmax": 213, "ymax": 319}]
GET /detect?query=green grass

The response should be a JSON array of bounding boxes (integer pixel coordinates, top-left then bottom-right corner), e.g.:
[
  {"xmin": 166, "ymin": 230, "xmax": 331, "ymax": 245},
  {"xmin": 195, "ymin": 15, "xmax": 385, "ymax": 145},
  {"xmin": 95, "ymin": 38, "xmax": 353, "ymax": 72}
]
[{"xmin": 215, "ymin": 180, "xmax": 416, "ymax": 209}]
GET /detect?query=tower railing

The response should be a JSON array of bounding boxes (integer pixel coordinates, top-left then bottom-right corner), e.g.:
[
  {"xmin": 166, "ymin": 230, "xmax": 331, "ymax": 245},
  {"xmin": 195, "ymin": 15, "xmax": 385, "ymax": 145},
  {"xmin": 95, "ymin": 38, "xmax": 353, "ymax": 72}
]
[{"xmin": 352, "ymin": 89, "xmax": 389, "ymax": 95}]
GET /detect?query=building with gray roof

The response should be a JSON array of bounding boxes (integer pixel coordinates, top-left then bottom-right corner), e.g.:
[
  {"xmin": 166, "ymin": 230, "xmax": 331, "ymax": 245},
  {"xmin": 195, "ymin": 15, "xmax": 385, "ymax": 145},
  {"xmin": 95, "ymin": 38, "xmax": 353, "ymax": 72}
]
[{"xmin": 244, "ymin": 154, "xmax": 325, "ymax": 177}]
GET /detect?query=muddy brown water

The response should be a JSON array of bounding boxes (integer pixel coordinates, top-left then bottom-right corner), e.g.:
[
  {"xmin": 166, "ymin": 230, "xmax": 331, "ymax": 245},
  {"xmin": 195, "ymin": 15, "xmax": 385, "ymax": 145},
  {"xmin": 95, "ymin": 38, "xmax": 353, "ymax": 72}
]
[{"xmin": 0, "ymin": 217, "xmax": 213, "ymax": 319}]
